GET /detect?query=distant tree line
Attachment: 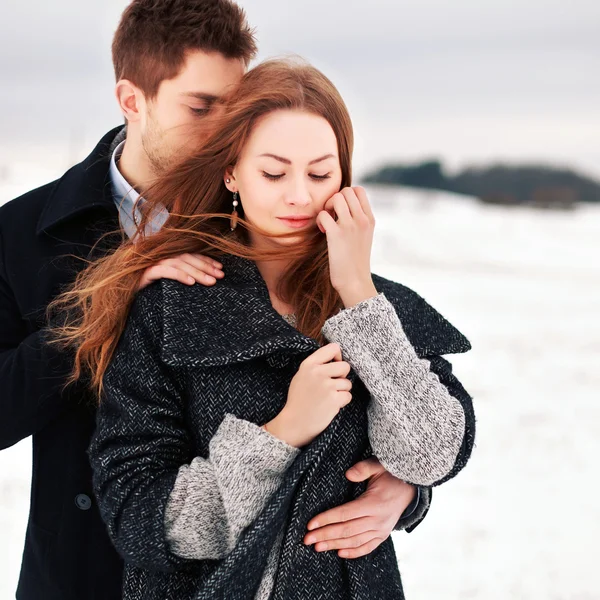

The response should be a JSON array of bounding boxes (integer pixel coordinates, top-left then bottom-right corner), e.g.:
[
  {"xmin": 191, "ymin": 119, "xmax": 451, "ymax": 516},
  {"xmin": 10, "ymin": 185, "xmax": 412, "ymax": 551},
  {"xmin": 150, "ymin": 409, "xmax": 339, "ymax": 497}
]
[{"xmin": 362, "ymin": 160, "xmax": 600, "ymax": 208}]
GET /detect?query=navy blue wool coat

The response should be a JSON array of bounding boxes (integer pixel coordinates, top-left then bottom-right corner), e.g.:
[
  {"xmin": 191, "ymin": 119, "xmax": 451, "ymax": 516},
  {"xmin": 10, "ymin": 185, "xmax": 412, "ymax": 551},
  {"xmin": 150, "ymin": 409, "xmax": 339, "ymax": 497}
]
[
  {"xmin": 89, "ymin": 254, "xmax": 475, "ymax": 600},
  {"xmin": 0, "ymin": 128, "xmax": 126, "ymax": 600}
]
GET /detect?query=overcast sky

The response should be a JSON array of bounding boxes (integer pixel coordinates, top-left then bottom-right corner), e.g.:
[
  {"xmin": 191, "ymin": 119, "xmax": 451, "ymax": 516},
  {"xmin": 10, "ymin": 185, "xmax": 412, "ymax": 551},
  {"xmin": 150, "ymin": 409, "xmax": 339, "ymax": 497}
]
[{"xmin": 1, "ymin": 0, "xmax": 599, "ymax": 177}]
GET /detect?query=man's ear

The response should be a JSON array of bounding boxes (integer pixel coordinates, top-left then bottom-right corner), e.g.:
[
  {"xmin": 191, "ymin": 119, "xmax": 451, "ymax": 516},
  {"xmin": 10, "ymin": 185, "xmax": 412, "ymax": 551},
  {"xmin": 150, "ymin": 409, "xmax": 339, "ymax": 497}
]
[
  {"xmin": 115, "ymin": 79, "xmax": 144, "ymax": 123},
  {"xmin": 224, "ymin": 167, "xmax": 237, "ymax": 192}
]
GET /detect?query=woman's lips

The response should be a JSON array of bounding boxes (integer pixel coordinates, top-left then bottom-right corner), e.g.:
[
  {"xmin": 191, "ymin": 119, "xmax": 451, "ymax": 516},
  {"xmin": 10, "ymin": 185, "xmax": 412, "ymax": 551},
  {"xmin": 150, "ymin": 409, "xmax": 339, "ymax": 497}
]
[{"xmin": 277, "ymin": 217, "xmax": 313, "ymax": 229}]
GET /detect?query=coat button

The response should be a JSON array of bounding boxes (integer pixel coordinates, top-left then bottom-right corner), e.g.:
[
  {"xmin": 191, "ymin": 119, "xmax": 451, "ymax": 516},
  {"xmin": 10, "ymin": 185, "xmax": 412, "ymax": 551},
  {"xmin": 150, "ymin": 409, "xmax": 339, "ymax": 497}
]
[{"xmin": 75, "ymin": 494, "xmax": 92, "ymax": 511}]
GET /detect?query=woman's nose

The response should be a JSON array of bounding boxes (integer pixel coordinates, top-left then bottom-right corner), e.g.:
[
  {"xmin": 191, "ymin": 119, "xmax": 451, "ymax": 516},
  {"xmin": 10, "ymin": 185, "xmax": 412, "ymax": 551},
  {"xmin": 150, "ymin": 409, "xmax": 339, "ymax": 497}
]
[{"xmin": 285, "ymin": 180, "xmax": 312, "ymax": 206}]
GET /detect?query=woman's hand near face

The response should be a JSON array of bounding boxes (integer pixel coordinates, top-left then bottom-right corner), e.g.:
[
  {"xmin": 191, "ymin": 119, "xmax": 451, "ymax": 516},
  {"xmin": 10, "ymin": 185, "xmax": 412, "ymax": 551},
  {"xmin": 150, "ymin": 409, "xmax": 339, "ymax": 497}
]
[
  {"xmin": 266, "ymin": 343, "xmax": 352, "ymax": 448},
  {"xmin": 316, "ymin": 186, "xmax": 378, "ymax": 308}
]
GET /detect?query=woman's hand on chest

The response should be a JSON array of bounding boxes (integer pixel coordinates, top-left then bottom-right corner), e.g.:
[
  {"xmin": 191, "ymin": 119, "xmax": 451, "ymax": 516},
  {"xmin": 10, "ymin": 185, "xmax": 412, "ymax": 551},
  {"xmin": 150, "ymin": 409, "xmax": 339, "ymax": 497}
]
[{"xmin": 265, "ymin": 343, "xmax": 353, "ymax": 449}]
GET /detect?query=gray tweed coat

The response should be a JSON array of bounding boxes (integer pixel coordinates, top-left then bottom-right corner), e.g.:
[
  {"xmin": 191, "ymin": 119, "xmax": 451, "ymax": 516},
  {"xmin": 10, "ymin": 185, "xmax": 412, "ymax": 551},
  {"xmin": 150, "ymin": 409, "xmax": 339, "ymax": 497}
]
[{"xmin": 89, "ymin": 254, "xmax": 475, "ymax": 600}]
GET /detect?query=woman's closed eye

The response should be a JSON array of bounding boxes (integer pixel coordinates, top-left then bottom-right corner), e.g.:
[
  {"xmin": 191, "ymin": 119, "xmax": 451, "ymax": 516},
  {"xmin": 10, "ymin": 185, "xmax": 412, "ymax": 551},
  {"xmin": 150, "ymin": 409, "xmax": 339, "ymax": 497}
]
[{"xmin": 262, "ymin": 171, "xmax": 332, "ymax": 182}]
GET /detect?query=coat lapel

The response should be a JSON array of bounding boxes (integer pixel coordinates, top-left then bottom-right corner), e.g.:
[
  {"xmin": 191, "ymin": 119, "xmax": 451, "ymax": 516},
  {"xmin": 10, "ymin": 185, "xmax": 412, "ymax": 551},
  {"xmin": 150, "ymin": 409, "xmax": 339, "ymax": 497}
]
[
  {"xmin": 372, "ymin": 273, "xmax": 472, "ymax": 356},
  {"xmin": 159, "ymin": 255, "xmax": 470, "ymax": 370},
  {"xmin": 162, "ymin": 256, "xmax": 471, "ymax": 367},
  {"xmin": 160, "ymin": 254, "xmax": 320, "ymax": 368},
  {"xmin": 36, "ymin": 126, "xmax": 124, "ymax": 235}
]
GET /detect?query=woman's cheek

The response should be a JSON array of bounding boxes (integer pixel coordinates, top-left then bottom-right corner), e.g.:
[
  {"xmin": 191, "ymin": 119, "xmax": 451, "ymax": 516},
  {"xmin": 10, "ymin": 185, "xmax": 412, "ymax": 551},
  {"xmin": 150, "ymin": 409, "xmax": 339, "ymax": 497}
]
[{"xmin": 241, "ymin": 193, "xmax": 272, "ymax": 225}]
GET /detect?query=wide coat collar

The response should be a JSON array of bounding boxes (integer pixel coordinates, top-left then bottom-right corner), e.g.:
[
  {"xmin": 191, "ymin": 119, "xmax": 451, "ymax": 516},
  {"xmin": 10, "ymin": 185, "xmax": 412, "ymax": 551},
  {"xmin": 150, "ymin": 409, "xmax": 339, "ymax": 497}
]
[
  {"xmin": 159, "ymin": 254, "xmax": 471, "ymax": 369},
  {"xmin": 36, "ymin": 126, "xmax": 125, "ymax": 235}
]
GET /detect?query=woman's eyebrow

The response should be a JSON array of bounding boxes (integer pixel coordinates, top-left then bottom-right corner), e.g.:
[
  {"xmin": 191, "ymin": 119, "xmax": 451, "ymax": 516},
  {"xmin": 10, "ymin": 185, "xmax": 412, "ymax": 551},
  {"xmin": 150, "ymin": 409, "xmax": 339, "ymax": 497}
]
[
  {"xmin": 309, "ymin": 154, "xmax": 336, "ymax": 165},
  {"xmin": 259, "ymin": 153, "xmax": 336, "ymax": 165}
]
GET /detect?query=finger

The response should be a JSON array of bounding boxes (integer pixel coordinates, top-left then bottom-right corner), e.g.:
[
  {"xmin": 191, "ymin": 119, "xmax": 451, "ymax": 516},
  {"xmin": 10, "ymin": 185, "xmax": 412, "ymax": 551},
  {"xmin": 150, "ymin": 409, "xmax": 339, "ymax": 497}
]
[
  {"xmin": 338, "ymin": 391, "xmax": 352, "ymax": 406},
  {"xmin": 177, "ymin": 253, "xmax": 224, "ymax": 278},
  {"xmin": 338, "ymin": 537, "xmax": 385, "ymax": 559},
  {"xmin": 320, "ymin": 361, "xmax": 351, "ymax": 378},
  {"xmin": 141, "ymin": 265, "xmax": 196, "ymax": 287},
  {"xmin": 336, "ymin": 379, "xmax": 353, "ymax": 394},
  {"xmin": 333, "ymin": 378, "xmax": 352, "ymax": 392},
  {"xmin": 316, "ymin": 209, "xmax": 337, "ymax": 235},
  {"xmin": 307, "ymin": 498, "xmax": 365, "ymax": 530},
  {"xmin": 304, "ymin": 516, "xmax": 375, "ymax": 544},
  {"xmin": 340, "ymin": 187, "xmax": 365, "ymax": 220},
  {"xmin": 322, "ymin": 193, "xmax": 338, "ymax": 215},
  {"xmin": 345, "ymin": 457, "xmax": 385, "ymax": 482},
  {"xmin": 164, "ymin": 260, "xmax": 217, "ymax": 286},
  {"xmin": 331, "ymin": 192, "xmax": 352, "ymax": 224},
  {"xmin": 352, "ymin": 186, "xmax": 375, "ymax": 221},
  {"xmin": 183, "ymin": 253, "xmax": 223, "ymax": 270},
  {"xmin": 314, "ymin": 531, "xmax": 382, "ymax": 554},
  {"xmin": 306, "ymin": 342, "xmax": 342, "ymax": 365},
  {"xmin": 207, "ymin": 256, "xmax": 224, "ymax": 269}
]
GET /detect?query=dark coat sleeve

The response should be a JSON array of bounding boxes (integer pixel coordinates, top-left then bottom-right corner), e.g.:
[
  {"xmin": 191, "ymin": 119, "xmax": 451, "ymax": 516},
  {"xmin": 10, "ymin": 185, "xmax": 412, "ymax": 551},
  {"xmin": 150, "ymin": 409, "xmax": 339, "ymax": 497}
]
[
  {"xmin": 393, "ymin": 486, "xmax": 432, "ymax": 533},
  {"xmin": 88, "ymin": 283, "xmax": 194, "ymax": 573},
  {"xmin": 426, "ymin": 354, "xmax": 476, "ymax": 486},
  {"xmin": 0, "ymin": 226, "xmax": 74, "ymax": 450}
]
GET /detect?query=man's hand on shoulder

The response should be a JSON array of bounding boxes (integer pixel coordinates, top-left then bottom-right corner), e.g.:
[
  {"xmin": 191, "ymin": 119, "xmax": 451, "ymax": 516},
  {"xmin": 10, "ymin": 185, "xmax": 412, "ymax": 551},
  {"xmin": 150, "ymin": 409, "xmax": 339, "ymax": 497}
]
[{"xmin": 138, "ymin": 254, "xmax": 224, "ymax": 291}]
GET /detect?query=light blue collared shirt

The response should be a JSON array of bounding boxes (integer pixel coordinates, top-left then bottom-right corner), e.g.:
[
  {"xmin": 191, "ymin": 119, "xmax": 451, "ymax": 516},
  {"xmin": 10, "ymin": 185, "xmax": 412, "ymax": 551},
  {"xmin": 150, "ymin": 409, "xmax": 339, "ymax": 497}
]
[{"xmin": 109, "ymin": 141, "xmax": 170, "ymax": 240}]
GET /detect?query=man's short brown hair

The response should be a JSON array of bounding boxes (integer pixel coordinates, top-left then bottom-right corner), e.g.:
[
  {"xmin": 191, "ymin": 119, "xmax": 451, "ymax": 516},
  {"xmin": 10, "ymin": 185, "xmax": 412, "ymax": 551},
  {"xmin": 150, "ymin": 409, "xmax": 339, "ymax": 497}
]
[{"xmin": 112, "ymin": 0, "xmax": 257, "ymax": 98}]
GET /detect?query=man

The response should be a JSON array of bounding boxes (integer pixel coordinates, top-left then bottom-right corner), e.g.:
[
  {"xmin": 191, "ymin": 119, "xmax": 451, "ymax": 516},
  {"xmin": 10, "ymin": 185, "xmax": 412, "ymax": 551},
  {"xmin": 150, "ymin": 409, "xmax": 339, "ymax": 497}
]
[{"xmin": 0, "ymin": 1, "xmax": 429, "ymax": 598}]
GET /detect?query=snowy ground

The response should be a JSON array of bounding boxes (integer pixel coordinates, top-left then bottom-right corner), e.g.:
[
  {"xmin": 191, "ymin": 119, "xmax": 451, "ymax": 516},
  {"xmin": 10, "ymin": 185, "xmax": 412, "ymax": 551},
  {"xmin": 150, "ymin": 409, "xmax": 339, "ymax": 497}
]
[{"xmin": 1, "ymin": 176, "xmax": 599, "ymax": 599}]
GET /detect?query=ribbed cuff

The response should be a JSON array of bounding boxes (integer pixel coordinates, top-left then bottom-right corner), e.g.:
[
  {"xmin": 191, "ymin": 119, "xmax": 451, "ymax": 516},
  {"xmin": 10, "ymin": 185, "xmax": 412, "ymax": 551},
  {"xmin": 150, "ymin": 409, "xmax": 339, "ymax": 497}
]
[{"xmin": 210, "ymin": 413, "xmax": 301, "ymax": 476}]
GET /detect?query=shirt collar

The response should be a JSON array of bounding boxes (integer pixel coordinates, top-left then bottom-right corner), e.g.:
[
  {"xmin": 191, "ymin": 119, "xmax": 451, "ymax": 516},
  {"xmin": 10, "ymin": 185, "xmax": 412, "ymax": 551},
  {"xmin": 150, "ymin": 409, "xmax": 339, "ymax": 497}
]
[
  {"xmin": 110, "ymin": 140, "xmax": 140, "ymax": 206},
  {"xmin": 109, "ymin": 140, "xmax": 169, "ymax": 240}
]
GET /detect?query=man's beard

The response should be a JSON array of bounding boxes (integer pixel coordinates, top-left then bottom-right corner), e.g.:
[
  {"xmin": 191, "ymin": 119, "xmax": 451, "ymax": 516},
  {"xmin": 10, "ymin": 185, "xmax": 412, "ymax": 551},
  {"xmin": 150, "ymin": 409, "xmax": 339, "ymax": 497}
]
[{"xmin": 141, "ymin": 118, "xmax": 177, "ymax": 177}]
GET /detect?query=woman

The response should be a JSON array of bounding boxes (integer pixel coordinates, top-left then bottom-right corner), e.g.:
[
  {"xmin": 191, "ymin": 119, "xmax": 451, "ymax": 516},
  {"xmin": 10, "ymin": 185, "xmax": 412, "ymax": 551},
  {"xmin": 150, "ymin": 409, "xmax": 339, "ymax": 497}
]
[{"xmin": 51, "ymin": 59, "xmax": 475, "ymax": 600}]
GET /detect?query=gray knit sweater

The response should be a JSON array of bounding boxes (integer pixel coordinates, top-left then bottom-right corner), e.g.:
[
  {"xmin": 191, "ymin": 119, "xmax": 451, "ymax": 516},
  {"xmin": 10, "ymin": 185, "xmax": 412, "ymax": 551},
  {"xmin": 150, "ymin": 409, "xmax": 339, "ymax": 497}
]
[{"xmin": 163, "ymin": 292, "xmax": 465, "ymax": 599}]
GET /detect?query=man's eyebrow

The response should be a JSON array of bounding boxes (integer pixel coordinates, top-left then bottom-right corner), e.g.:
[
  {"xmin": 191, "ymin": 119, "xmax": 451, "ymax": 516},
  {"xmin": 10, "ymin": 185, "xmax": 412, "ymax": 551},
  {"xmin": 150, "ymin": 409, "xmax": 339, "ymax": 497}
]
[
  {"xmin": 180, "ymin": 92, "xmax": 221, "ymax": 104},
  {"xmin": 259, "ymin": 153, "xmax": 336, "ymax": 165}
]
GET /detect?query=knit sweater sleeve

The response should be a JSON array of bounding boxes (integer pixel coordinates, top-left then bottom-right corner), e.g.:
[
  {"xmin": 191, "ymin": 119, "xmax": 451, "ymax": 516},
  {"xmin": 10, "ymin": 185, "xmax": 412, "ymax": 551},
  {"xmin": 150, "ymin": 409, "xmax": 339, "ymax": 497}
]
[
  {"xmin": 164, "ymin": 413, "xmax": 299, "ymax": 560},
  {"xmin": 321, "ymin": 292, "xmax": 472, "ymax": 487},
  {"xmin": 89, "ymin": 284, "xmax": 298, "ymax": 572}
]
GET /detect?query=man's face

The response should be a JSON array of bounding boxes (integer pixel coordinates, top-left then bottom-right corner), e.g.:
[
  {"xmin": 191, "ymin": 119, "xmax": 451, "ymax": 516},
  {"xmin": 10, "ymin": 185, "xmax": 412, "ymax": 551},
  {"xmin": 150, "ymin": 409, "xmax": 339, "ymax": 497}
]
[{"xmin": 140, "ymin": 50, "xmax": 245, "ymax": 175}]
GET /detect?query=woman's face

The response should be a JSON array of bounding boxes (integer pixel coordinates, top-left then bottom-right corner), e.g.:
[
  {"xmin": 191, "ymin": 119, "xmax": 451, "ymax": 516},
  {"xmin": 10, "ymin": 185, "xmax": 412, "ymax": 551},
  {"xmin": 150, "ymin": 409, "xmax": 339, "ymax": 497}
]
[{"xmin": 225, "ymin": 109, "xmax": 343, "ymax": 245}]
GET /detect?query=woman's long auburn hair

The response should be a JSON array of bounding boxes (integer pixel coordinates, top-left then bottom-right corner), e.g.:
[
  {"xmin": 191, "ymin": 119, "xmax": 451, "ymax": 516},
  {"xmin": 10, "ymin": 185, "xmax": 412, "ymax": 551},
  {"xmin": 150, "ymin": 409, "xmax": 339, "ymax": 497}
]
[{"xmin": 48, "ymin": 59, "xmax": 354, "ymax": 398}]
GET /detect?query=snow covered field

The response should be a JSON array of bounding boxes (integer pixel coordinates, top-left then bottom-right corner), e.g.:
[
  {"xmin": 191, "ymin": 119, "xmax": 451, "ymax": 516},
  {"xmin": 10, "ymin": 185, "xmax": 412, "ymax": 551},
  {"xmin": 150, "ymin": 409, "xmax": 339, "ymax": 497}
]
[{"xmin": 1, "ymin": 175, "xmax": 599, "ymax": 599}]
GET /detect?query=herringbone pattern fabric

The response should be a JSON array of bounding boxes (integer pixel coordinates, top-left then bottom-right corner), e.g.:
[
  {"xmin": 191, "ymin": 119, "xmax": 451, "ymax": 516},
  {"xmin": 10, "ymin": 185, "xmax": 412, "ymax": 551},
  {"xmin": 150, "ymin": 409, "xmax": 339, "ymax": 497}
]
[{"xmin": 89, "ymin": 255, "xmax": 474, "ymax": 599}]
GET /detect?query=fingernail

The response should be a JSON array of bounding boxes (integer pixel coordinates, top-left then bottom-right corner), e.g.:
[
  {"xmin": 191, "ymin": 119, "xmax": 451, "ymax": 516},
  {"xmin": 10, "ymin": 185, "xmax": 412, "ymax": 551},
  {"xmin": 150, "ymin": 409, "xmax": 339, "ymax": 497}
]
[
  {"xmin": 305, "ymin": 536, "xmax": 316, "ymax": 545},
  {"xmin": 308, "ymin": 522, "xmax": 318, "ymax": 530},
  {"xmin": 187, "ymin": 276, "xmax": 195, "ymax": 284},
  {"xmin": 207, "ymin": 276, "xmax": 216, "ymax": 283}
]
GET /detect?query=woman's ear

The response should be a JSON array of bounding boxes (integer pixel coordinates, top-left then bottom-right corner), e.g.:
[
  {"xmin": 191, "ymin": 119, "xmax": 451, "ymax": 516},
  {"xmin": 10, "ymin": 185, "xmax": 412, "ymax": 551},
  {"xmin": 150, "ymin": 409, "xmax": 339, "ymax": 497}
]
[{"xmin": 224, "ymin": 167, "xmax": 237, "ymax": 192}]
